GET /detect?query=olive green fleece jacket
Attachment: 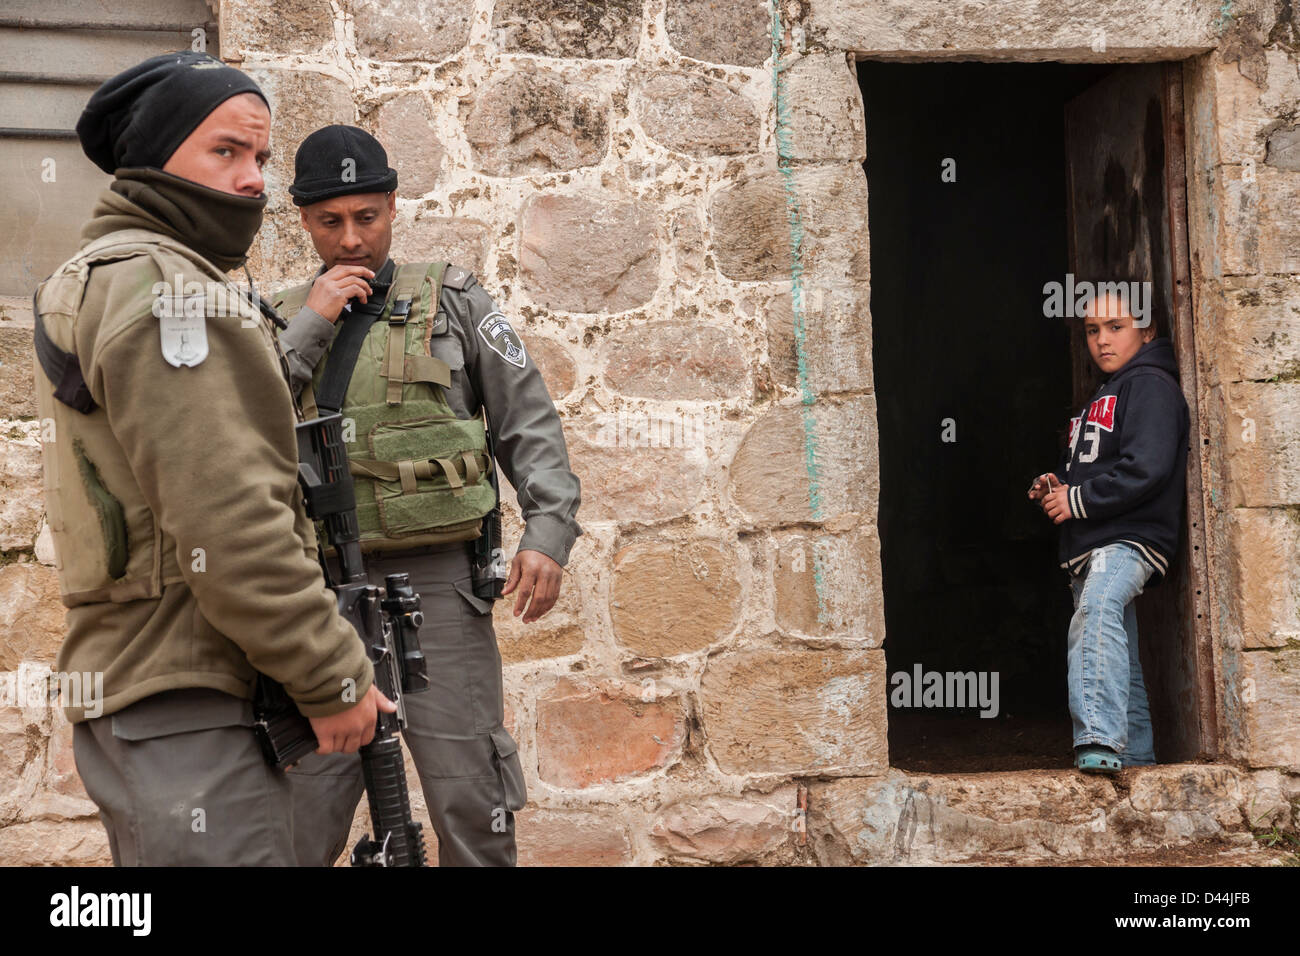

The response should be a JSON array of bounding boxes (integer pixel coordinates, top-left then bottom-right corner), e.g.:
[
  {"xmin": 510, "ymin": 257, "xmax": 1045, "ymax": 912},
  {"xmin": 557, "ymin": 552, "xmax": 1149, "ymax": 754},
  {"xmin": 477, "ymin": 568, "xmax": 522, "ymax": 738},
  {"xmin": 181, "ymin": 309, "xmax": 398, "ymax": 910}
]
[{"xmin": 35, "ymin": 169, "xmax": 372, "ymax": 722}]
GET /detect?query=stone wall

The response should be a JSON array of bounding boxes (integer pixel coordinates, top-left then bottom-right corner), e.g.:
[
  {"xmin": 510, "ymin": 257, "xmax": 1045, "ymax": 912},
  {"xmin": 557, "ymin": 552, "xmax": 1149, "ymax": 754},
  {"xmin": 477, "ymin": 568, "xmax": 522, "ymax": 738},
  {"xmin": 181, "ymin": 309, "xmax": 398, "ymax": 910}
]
[{"xmin": 1, "ymin": 0, "xmax": 1297, "ymax": 865}]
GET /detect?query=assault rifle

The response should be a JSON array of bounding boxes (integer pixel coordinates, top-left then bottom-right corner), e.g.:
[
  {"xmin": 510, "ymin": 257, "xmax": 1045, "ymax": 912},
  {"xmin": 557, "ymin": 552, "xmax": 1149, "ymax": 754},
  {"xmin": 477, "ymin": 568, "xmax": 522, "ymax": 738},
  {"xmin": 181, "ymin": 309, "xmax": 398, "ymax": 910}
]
[{"xmin": 252, "ymin": 411, "xmax": 429, "ymax": 867}]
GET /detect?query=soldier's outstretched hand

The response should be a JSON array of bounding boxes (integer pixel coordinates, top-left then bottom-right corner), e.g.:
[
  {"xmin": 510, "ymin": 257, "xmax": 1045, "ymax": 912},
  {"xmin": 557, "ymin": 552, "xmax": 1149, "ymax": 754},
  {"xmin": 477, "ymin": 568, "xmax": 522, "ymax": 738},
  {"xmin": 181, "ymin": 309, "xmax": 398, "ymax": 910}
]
[{"xmin": 503, "ymin": 549, "xmax": 563, "ymax": 623}]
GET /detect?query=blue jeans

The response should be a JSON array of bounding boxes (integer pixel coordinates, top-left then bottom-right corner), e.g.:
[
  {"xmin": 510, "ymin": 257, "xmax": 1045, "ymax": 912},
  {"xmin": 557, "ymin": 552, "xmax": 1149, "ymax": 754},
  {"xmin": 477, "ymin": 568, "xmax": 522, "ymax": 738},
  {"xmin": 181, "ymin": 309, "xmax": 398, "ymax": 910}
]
[{"xmin": 1067, "ymin": 541, "xmax": 1156, "ymax": 766}]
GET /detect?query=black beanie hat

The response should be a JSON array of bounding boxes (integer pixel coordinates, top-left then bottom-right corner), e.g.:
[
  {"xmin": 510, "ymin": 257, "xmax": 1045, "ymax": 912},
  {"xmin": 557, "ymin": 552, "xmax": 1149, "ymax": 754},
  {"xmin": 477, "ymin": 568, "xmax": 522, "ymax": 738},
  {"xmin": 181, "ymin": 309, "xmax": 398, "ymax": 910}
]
[
  {"xmin": 76, "ymin": 51, "xmax": 269, "ymax": 175},
  {"xmin": 288, "ymin": 125, "xmax": 398, "ymax": 206}
]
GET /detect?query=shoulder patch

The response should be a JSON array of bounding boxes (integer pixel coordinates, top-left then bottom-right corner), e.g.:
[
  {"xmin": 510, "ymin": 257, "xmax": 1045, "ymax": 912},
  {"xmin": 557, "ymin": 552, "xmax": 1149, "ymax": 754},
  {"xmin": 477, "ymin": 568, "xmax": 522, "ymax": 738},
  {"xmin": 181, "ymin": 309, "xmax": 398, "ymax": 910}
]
[
  {"xmin": 476, "ymin": 311, "xmax": 527, "ymax": 369},
  {"xmin": 156, "ymin": 295, "xmax": 209, "ymax": 368},
  {"xmin": 441, "ymin": 265, "xmax": 477, "ymax": 292}
]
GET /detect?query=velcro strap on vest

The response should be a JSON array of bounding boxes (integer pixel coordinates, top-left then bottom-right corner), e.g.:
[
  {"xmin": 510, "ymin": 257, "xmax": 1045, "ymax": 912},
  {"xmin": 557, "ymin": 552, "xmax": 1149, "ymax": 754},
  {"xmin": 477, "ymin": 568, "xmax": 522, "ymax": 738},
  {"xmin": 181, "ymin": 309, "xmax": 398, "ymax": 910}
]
[
  {"xmin": 397, "ymin": 458, "xmax": 418, "ymax": 496},
  {"xmin": 404, "ymin": 354, "xmax": 451, "ymax": 388},
  {"xmin": 385, "ymin": 293, "xmax": 412, "ymax": 407},
  {"xmin": 32, "ymin": 294, "xmax": 98, "ymax": 414},
  {"xmin": 433, "ymin": 457, "xmax": 465, "ymax": 496},
  {"xmin": 350, "ymin": 451, "xmax": 491, "ymax": 497}
]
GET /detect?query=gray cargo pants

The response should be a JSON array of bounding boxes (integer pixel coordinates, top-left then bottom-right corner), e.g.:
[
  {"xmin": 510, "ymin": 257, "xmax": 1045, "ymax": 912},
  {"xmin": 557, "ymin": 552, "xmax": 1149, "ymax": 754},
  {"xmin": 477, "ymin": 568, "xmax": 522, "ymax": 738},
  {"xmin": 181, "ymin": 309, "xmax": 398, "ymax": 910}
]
[
  {"xmin": 72, "ymin": 687, "xmax": 297, "ymax": 866},
  {"xmin": 287, "ymin": 541, "xmax": 527, "ymax": 867}
]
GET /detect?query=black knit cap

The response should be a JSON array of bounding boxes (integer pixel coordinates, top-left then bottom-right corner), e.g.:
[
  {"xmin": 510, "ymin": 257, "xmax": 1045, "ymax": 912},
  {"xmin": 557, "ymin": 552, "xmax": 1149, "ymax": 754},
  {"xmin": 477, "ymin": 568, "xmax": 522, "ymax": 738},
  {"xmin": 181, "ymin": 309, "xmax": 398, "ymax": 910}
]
[
  {"xmin": 76, "ymin": 50, "xmax": 269, "ymax": 175},
  {"xmin": 289, "ymin": 125, "xmax": 398, "ymax": 206}
]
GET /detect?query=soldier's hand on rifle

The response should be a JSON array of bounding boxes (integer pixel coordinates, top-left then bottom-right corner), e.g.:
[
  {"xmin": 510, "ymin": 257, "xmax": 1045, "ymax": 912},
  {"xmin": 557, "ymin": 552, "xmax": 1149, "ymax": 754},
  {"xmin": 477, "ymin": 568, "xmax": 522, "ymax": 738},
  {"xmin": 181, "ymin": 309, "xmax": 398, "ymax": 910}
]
[
  {"xmin": 309, "ymin": 683, "xmax": 397, "ymax": 755},
  {"xmin": 503, "ymin": 549, "xmax": 563, "ymax": 624},
  {"xmin": 304, "ymin": 264, "xmax": 376, "ymax": 323}
]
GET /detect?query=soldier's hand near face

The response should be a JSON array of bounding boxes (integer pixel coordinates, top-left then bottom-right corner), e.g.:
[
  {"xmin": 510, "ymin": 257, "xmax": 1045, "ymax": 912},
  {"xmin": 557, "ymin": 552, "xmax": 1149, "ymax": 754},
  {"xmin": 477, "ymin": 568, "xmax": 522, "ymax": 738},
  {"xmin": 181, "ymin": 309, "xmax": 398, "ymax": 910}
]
[
  {"xmin": 503, "ymin": 549, "xmax": 563, "ymax": 623},
  {"xmin": 304, "ymin": 264, "xmax": 376, "ymax": 323},
  {"xmin": 308, "ymin": 684, "xmax": 397, "ymax": 754}
]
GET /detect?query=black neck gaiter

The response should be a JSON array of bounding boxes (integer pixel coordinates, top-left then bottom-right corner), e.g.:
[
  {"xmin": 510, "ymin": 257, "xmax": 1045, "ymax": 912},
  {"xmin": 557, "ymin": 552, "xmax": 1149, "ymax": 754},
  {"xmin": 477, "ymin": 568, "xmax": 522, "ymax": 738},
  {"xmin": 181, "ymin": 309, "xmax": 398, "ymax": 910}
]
[{"xmin": 109, "ymin": 167, "xmax": 267, "ymax": 272}]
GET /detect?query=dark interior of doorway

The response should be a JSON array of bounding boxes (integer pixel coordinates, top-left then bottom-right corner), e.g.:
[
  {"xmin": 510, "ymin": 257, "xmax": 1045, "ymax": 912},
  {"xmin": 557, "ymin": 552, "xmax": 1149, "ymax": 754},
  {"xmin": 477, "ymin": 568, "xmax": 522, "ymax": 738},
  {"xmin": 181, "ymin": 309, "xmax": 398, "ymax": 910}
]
[{"xmin": 863, "ymin": 61, "xmax": 1127, "ymax": 772}]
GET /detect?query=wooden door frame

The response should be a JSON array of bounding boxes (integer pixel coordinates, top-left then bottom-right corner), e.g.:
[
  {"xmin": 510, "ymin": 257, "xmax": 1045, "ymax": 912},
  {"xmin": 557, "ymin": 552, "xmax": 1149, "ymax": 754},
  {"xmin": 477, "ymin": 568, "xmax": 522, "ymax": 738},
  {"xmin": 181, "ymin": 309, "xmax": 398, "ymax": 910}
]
[{"xmin": 1163, "ymin": 62, "xmax": 1219, "ymax": 757}]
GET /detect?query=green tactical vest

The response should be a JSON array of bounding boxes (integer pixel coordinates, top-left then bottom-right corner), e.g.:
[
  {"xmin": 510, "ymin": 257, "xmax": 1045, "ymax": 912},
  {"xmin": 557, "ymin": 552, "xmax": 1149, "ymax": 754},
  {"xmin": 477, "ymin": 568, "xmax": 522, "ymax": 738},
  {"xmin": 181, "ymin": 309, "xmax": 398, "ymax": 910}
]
[{"xmin": 272, "ymin": 262, "xmax": 495, "ymax": 553}]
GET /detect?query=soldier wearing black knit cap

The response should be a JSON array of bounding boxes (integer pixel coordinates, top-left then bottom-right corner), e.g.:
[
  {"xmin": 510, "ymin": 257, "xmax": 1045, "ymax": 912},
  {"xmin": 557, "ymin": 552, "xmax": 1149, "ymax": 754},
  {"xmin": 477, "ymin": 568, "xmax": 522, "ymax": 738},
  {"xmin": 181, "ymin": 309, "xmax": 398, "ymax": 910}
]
[
  {"xmin": 34, "ymin": 53, "xmax": 389, "ymax": 866},
  {"xmin": 274, "ymin": 125, "xmax": 582, "ymax": 867}
]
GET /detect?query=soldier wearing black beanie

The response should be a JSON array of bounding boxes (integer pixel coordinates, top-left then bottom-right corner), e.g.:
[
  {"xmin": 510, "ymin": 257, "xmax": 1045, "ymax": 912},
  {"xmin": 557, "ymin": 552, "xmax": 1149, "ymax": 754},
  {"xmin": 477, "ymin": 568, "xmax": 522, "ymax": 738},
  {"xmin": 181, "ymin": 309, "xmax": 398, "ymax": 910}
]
[
  {"xmin": 76, "ymin": 50, "xmax": 269, "ymax": 175},
  {"xmin": 33, "ymin": 51, "xmax": 388, "ymax": 867}
]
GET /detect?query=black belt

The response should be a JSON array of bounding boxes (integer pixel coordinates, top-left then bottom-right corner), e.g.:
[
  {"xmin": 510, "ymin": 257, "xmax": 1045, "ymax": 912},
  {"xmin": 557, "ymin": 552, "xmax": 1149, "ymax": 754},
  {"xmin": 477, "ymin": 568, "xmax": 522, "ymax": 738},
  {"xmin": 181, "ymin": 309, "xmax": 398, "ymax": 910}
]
[{"xmin": 366, "ymin": 541, "xmax": 469, "ymax": 560}]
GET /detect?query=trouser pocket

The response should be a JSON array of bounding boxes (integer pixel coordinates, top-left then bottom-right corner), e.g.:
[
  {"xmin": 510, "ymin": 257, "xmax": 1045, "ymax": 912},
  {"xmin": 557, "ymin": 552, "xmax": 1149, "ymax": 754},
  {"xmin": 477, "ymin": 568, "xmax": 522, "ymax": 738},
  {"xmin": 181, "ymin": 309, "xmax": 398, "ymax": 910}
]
[
  {"xmin": 490, "ymin": 727, "xmax": 527, "ymax": 812},
  {"xmin": 454, "ymin": 576, "xmax": 506, "ymax": 734},
  {"xmin": 81, "ymin": 689, "xmax": 296, "ymax": 865}
]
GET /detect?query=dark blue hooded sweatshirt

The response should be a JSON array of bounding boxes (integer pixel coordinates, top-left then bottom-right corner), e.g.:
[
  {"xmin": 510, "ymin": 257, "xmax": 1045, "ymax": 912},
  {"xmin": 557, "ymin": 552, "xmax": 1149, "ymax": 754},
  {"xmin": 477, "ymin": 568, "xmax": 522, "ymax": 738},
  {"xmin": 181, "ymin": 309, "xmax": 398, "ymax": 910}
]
[{"xmin": 1052, "ymin": 337, "xmax": 1190, "ymax": 585}]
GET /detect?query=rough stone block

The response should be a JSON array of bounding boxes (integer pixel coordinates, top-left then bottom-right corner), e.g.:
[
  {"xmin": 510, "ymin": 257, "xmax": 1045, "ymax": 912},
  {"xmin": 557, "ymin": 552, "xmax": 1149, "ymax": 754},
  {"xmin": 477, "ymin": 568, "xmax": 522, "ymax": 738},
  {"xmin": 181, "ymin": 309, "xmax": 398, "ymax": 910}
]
[
  {"xmin": 1127, "ymin": 765, "xmax": 1246, "ymax": 828},
  {"xmin": 0, "ymin": 818, "xmax": 111, "ymax": 866},
  {"xmin": 536, "ymin": 678, "xmax": 686, "ymax": 787},
  {"xmin": 666, "ymin": 0, "xmax": 771, "ymax": 67},
  {"xmin": 563, "ymin": 421, "xmax": 708, "ymax": 523},
  {"xmin": 372, "ymin": 93, "xmax": 445, "ymax": 197},
  {"xmin": 516, "ymin": 808, "xmax": 634, "ymax": 865},
  {"xmin": 524, "ymin": 333, "xmax": 578, "ymax": 400},
  {"xmin": 1257, "ymin": 167, "xmax": 1300, "ymax": 274},
  {"xmin": 699, "ymin": 647, "xmax": 888, "ymax": 775},
  {"xmin": 520, "ymin": 194, "xmax": 658, "ymax": 313},
  {"xmin": 650, "ymin": 788, "xmax": 798, "ymax": 863},
  {"xmin": 0, "ymin": 426, "xmax": 43, "ymax": 551},
  {"xmin": 1227, "ymin": 508, "xmax": 1300, "ymax": 649},
  {"xmin": 1218, "ymin": 275, "xmax": 1300, "ymax": 383},
  {"xmin": 0, "ymin": 327, "xmax": 36, "ymax": 419},
  {"xmin": 353, "ymin": 0, "xmax": 473, "ymax": 62},
  {"xmin": 492, "ymin": 0, "xmax": 642, "ymax": 59},
  {"xmin": 390, "ymin": 214, "xmax": 491, "ymax": 274},
  {"xmin": 783, "ymin": 53, "xmax": 865, "ymax": 162},
  {"xmin": 0, "ymin": 562, "xmax": 66, "ymax": 671},
  {"xmin": 728, "ymin": 395, "xmax": 879, "ymax": 525},
  {"xmin": 772, "ymin": 525, "xmax": 885, "ymax": 644},
  {"xmin": 1211, "ymin": 49, "xmax": 1300, "ymax": 164},
  {"xmin": 222, "ymin": 0, "xmax": 333, "ymax": 56},
  {"xmin": 1241, "ymin": 647, "xmax": 1300, "ymax": 768},
  {"xmin": 494, "ymin": 566, "xmax": 586, "ymax": 663},
  {"xmin": 808, "ymin": 0, "xmax": 1225, "ymax": 58},
  {"xmin": 763, "ymin": 282, "xmax": 874, "ymax": 395},
  {"xmin": 465, "ymin": 67, "xmax": 610, "ymax": 177},
  {"xmin": 601, "ymin": 322, "xmax": 748, "ymax": 400},
  {"xmin": 1220, "ymin": 383, "xmax": 1300, "ymax": 508},
  {"xmin": 610, "ymin": 538, "xmax": 741, "ymax": 657},
  {"xmin": 711, "ymin": 166, "xmax": 870, "ymax": 284},
  {"xmin": 634, "ymin": 72, "xmax": 760, "ymax": 157}
]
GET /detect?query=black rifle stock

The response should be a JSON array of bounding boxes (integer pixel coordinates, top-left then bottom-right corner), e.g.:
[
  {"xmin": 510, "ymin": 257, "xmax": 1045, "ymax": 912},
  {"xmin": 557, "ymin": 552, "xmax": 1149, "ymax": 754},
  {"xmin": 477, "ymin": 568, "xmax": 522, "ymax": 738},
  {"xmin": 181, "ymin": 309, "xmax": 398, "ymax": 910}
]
[{"xmin": 252, "ymin": 412, "xmax": 429, "ymax": 867}]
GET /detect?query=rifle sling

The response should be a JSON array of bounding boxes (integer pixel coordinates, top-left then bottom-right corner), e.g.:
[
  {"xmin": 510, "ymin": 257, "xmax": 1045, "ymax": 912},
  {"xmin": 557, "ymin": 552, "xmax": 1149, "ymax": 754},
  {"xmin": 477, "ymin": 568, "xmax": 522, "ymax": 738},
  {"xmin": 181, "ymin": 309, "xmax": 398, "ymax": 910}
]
[{"xmin": 316, "ymin": 309, "xmax": 380, "ymax": 414}]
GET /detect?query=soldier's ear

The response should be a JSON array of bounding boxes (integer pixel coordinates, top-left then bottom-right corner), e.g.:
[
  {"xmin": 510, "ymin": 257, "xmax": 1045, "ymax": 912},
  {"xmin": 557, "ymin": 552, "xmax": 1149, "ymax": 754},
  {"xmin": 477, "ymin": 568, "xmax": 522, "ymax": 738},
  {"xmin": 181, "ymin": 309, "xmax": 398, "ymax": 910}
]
[
  {"xmin": 299, "ymin": 207, "xmax": 310, "ymax": 231},
  {"xmin": 387, "ymin": 191, "xmax": 396, "ymax": 220}
]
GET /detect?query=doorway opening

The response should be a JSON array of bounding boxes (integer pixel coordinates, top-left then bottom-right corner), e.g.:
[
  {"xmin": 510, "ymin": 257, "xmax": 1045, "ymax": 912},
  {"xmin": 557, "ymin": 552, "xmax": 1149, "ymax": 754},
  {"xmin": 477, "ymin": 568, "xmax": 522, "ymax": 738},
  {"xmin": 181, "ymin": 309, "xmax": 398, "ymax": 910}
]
[{"xmin": 863, "ymin": 60, "xmax": 1212, "ymax": 773}]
